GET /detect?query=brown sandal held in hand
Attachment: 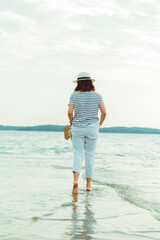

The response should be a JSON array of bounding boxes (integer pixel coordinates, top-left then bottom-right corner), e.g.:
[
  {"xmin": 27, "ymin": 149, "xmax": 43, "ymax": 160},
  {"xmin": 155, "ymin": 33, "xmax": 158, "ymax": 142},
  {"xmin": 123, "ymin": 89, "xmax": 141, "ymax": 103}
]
[{"xmin": 64, "ymin": 125, "xmax": 71, "ymax": 140}]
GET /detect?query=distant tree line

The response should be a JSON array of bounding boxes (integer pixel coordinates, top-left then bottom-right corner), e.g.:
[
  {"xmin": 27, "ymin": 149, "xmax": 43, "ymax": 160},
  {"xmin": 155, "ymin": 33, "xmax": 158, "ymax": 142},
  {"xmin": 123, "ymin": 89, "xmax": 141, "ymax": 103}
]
[{"xmin": 0, "ymin": 125, "xmax": 160, "ymax": 134}]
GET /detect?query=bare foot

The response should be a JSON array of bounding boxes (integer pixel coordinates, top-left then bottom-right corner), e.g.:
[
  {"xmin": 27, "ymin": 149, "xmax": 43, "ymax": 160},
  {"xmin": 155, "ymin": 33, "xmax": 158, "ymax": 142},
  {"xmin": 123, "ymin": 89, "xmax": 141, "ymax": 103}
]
[
  {"xmin": 86, "ymin": 185, "xmax": 91, "ymax": 191},
  {"xmin": 72, "ymin": 181, "xmax": 78, "ymax": 194}
]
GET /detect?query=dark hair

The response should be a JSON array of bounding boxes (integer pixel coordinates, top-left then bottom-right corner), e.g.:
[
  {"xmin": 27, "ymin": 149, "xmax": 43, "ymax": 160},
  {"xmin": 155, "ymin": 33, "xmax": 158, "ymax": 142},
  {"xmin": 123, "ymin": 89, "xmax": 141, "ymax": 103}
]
[{"xmin": 74, "ymin": 80, "xmax": 95, "ymax": 92}]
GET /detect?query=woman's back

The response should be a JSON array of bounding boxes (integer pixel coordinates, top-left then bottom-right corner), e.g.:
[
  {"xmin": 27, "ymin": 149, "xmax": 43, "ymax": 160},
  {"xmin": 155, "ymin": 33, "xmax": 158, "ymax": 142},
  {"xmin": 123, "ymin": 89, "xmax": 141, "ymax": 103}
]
[{"xmin": 69, "ymin": 91, "xmax": 103, "ymax": 127}]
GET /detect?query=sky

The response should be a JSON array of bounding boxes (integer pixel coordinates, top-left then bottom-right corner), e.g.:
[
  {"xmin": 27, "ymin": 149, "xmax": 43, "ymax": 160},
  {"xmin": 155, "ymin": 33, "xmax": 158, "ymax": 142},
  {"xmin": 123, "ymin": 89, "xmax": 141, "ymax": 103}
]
[{"xmin": 0, "ymin": 0, "xmax": 160, "ymax": 128}]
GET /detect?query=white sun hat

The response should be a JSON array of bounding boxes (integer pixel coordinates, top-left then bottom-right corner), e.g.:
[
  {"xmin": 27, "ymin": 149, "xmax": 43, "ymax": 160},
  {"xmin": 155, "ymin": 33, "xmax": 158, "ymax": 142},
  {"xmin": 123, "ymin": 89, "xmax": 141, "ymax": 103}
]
[{"xmin": 73, "ymin": 72, "xmax": 95, "ymax": 83}]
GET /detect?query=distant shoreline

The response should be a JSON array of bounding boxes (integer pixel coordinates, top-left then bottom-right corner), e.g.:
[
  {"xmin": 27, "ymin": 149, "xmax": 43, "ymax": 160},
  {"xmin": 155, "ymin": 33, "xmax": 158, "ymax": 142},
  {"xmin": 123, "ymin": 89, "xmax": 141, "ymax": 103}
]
[{"xmin": 0, "ymin": 124, "xmax": 160, "ymax": 134}]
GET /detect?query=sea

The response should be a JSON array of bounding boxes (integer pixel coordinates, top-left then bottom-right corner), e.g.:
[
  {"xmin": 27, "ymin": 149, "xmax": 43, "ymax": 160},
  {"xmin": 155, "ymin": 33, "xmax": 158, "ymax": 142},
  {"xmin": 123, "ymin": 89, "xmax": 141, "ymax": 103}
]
[{"xmin": 0, "ymin": 130, "xmax": 160, "ymax": 240}]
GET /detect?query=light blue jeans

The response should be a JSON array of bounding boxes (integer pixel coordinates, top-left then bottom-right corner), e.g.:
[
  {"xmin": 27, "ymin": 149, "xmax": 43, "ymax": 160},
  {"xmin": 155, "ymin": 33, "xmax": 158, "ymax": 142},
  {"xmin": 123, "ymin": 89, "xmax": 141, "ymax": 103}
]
[{"xmin": 70, "ymin": 122, "xmax": 99, "ymax": 178}]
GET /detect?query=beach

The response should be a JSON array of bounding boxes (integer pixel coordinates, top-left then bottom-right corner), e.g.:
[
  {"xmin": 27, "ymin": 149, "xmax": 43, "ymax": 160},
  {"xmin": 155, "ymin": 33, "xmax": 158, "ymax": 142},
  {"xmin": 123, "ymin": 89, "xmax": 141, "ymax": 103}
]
[{"xmin": 0, "ymin": 131, "xmax": 160, "ymax": 240}]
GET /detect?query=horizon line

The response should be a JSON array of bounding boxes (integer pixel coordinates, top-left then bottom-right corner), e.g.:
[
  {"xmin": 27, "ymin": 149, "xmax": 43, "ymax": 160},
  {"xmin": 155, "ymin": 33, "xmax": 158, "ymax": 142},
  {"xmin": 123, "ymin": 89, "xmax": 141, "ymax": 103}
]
[{"xmin": 0, "ymin": 124, "xmax": 160, "ymax": 130}]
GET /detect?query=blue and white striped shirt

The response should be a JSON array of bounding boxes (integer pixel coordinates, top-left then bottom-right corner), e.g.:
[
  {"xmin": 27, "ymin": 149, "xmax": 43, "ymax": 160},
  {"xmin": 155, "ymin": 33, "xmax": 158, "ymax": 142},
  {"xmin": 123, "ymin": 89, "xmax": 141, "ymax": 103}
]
[{"xmin": 69, "ymin": 91, "xmax": 103, "ymax": 127}]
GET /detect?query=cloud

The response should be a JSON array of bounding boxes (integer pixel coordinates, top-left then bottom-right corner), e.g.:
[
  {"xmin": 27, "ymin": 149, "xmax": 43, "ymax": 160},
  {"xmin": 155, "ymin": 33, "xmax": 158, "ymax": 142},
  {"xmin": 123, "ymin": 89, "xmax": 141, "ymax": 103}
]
[
  {"xmin": 23, "ymin": 0, "xmax": 130, "ymax": 18},
  {"xmin": 1, "ymin": 1, "xmax": 160, "ymax": 71},
  {"xmin": 0, "ymin": 11, "xmax": 35, "ymax": 26},
  {"xmin": 0, "ymin": 11, "xmax": 40, "ymax": 60}
]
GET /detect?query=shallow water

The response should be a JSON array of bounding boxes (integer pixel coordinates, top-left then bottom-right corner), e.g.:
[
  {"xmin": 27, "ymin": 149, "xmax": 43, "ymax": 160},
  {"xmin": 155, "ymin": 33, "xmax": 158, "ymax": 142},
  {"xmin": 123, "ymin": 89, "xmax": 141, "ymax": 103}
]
[{"xmin": 0, "ymin": 131, "xmax": 160, "ymax": 240}]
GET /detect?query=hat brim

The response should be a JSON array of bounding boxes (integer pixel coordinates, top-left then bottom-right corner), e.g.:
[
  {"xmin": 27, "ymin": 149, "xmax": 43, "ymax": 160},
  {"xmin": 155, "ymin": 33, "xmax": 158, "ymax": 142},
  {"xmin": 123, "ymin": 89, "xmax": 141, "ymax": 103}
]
[{"xmin": 73, "ymin": 79, "xmax": 95, "ymax": 83}]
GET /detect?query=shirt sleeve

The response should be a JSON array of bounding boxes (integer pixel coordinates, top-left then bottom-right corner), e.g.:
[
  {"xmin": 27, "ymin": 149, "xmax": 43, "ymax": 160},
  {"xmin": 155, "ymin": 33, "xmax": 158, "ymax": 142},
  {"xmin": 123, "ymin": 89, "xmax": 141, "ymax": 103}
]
[{"xmin": 97, "ymin": 93, "xmax": 104, "ymax": 104}]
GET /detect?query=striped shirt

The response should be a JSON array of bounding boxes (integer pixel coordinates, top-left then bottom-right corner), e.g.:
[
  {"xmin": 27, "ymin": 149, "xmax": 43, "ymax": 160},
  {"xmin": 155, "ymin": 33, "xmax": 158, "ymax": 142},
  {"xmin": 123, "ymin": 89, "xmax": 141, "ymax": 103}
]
[{"xmin": 69, "ymin": 91, "xmax": 103, "ymax": 127}]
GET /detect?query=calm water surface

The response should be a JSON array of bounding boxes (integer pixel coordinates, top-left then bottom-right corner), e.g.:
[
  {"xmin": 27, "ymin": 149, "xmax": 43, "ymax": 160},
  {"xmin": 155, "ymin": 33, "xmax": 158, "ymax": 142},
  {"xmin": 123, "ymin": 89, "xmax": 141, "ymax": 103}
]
[{"xmin": 0, "ymin": 131, "xmax": 160, "ymax": 240}]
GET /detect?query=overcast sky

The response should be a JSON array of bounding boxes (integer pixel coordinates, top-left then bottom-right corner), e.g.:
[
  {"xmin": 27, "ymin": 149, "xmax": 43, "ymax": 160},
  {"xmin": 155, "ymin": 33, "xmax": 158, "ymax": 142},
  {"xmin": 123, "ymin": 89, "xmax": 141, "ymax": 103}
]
[{"xmin": 0, "ymin": 0, "xmax": 160, "ymax": 128}]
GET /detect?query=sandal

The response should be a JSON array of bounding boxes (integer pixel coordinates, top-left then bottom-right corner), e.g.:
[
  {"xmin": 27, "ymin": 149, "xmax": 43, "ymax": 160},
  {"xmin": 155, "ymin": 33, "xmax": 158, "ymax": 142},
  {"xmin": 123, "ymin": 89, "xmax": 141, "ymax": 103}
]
[{"xmin": 64, "ymin": 125, "xmax": 71, "ymax": 140}]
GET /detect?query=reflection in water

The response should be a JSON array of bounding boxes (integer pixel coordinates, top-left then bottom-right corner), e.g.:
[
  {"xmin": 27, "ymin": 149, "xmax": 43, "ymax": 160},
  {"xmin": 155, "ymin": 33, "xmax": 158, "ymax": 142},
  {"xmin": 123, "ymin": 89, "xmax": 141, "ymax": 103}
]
[{"xmin": 70, "ymin": 193, "xmax": 96, "ymax": 240}]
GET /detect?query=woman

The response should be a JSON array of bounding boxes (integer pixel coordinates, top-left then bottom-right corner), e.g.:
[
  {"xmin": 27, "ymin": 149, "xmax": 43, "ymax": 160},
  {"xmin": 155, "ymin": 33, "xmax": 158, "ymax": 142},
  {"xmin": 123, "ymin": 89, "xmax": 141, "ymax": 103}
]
[{"xmin": 68, "ymin": 72, "xmax": 106, "ymax": 194}]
